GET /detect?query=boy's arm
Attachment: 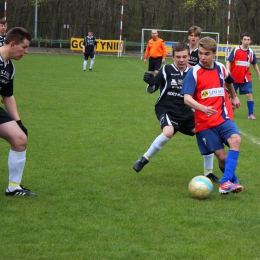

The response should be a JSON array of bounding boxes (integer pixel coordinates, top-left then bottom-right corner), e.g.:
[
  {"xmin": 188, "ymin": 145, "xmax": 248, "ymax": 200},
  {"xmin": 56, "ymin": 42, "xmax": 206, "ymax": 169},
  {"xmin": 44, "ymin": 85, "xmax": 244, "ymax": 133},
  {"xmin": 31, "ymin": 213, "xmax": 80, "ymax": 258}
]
[
  {"xmin": 144, "ymin": 42, "xmax": 150, "ymax": 61},
  {"xmin": 252, "ymin": 63, "xmax": 260, "ymax": 80},
  {"xmin": 226, "ymin": 47, "xmax": 235, "ymax": 73},
  {"xmin": 184, "ymin": 94, "xmax": 218, "ymax": 117},
  {"xmin": 226, "ymin": 82, "xmax": 241, "ymax": 109},
  {"xmin": 143, "ymin": 68, "xmax": 163, "ymax": 93},
  {"xmin": 226, "ymin": 60, "xmax": 231, "ymax": 73},
  {"xmin": 162, "ymin": 42, "xmax": 167, "ymax": 63},
  {"xmin": 2, "ymin": 95, "xmax": 20, "ymax": 120}
]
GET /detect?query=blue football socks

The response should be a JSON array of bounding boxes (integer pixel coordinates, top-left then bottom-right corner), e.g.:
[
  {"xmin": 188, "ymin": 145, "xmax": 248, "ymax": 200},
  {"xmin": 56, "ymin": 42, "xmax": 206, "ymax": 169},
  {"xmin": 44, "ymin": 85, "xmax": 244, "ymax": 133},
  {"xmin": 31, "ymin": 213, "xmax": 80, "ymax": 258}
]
[{"xmin": 221, "ymin": 150, "xmax": 239, "ymax": 184}]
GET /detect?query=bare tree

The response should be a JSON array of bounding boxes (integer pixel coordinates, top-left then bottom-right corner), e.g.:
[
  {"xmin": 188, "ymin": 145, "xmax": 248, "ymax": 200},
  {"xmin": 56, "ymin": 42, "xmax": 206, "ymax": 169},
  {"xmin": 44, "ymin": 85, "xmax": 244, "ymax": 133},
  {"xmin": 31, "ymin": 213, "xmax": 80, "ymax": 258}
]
[{"xmin": 3, "ymin": 0, "xmax": 260, "ymax": 43}]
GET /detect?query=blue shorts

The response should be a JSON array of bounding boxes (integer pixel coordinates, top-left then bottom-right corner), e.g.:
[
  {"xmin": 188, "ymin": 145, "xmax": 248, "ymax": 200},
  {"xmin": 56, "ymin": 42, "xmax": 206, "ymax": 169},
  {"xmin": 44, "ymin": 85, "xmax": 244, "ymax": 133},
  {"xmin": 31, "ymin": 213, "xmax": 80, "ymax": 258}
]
[
  {"xmin": 234, "ymin": 82, "xmax": 252, "ymax": 95},
  {"xmin": 196, "ymin": 120, "xmax": 240, "ymax": 155}
]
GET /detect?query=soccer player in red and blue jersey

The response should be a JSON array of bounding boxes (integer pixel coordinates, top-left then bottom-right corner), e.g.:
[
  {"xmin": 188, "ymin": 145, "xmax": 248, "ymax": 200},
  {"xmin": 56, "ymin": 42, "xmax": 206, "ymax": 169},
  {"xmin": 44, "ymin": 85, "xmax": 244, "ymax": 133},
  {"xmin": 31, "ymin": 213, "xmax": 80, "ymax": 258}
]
[
  {"xmin": 181, "ymin": 37, "xmax": 243, "ymax": 195},
  {"xmin": 133, "ymin": 42, "xmax": 220, "ymax": 183},
  {"xmin": 226, "ymin": 32, "xmax": 260, "ymax": 120},
  {"xmin": 187, "ymin": 25, "xmax": 217, "ymax": 182}
]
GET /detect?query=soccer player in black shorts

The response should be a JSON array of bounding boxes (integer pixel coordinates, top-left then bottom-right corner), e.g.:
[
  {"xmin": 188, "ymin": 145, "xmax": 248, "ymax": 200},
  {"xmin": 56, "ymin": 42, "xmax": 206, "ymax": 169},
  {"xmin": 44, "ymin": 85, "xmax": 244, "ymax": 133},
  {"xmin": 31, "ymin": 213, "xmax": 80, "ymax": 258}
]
[
  {"xmin": 0, "ymin": 27, "xmax": 37, "ymax": 196},
  {"xmin": 133, "ymin": 42, "xmax": 220, "ymax": 183},
  {"xmin": 82, "ymin": 29, "xmax": 97, "ymax": 72}
]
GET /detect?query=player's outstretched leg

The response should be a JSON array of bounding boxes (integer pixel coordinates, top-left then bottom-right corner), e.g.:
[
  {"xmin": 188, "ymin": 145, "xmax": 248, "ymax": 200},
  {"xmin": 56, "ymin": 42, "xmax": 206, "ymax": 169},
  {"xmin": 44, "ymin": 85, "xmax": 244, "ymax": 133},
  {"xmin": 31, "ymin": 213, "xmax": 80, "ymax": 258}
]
[{"xmin": 133, "ymin": 133, "xmax": 170, "ymax": 172}]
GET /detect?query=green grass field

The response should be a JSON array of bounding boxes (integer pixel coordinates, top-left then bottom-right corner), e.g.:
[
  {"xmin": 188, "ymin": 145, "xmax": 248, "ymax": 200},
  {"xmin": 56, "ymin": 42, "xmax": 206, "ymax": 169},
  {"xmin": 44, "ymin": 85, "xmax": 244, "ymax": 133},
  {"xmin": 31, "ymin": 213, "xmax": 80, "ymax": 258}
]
[{"xmin": 0, "ymin": 53, "xmax": 260, "ymax": 259}]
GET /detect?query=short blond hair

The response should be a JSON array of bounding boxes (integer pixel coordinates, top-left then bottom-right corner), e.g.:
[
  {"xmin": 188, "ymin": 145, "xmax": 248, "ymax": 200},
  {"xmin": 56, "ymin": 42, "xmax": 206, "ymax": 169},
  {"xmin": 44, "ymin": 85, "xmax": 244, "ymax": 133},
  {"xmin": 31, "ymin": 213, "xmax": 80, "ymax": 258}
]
[{"xmin": 198, "ymin": 37, "xmax": 217, "ymax": 53}]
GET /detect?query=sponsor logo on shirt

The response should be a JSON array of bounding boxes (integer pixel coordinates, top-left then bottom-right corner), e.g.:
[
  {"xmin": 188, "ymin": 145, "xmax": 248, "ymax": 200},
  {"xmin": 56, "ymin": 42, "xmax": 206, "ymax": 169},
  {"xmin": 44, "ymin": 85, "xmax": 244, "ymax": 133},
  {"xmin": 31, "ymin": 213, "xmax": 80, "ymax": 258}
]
[
  {"xmin": 235, "ymin": 60, "xmax": 250, "ymax": 67},
  {"xmin": 0, "ymin": 69, "xmax": 10, "ymax": 85},
  {"xmin": 201, "ymin": 88, "xmax": 224, "ymax": 99},
  {"xmin": 171, "ymin": 79, "xmax": 177, "ymax": 85},
  {"xmin": 190, "ymin": 57, "xmax": 198, "ymax": 61},
  {"xmin": 167, "ymin": 92, "xmax": 183, "ymax": 97}
]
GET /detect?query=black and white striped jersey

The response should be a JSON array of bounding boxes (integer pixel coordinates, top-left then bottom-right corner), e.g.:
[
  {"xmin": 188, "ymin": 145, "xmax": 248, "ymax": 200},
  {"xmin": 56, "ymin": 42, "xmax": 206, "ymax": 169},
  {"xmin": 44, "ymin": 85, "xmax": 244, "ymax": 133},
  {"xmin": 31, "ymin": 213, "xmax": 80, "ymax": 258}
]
[
  {"xmin": 83, "ymin": 36, "xmax": 97, "ymax": 53},
  {"xmin": 0, "ymin": 55, "xmax": 14, "ymax": 97},
  {"xmin": 0, "ymin": 34, "xmax": 6, "ymax": 47},
  {"xmin": 152, "ymin": 64, "xmax": 190, "ymax": 107},
  {"xmin": 188, "ymin": 47, "xmax": 199, "ymax": 66}
]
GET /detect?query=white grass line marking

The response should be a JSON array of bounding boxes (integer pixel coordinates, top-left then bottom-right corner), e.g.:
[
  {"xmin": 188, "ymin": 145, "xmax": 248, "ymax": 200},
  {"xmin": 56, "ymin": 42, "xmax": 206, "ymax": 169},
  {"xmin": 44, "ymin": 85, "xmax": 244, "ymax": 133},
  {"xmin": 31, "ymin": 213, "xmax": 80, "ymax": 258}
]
[
  {"xmin": 240, "ymin": 130, "xmax": 260, "ymax": 145},
  {"xmin": 126, "ymin": 60, "xmax": 146, "ymax": 72}
]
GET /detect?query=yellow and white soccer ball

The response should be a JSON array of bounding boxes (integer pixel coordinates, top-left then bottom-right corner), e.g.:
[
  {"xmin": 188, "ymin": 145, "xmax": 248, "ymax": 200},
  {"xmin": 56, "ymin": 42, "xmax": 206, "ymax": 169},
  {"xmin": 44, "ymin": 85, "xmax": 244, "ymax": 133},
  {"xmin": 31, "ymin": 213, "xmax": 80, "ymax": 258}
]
[{"xmin": 188, "ymin": 176, "xmax": 213, "ymax": 200}]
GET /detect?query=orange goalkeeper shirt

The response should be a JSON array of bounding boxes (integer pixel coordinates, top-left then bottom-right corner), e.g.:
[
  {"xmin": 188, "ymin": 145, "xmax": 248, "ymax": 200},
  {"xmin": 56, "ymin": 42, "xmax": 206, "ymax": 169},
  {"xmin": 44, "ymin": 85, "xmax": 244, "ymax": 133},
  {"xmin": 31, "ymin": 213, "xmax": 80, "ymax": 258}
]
[{"xmin": 144, "ymin": 37, "xmax": 167, "ymax": 59}]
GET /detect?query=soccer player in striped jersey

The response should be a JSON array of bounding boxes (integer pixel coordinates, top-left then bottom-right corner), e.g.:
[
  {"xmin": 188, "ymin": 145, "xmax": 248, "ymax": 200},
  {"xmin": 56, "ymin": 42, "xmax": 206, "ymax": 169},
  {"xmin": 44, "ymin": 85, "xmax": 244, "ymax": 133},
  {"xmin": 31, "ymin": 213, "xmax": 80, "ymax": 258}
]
[
  {"xmin": 0, "ymin": 27, "xmax": 37, "ymax": 196},
  {"xmin": 182, "ymin": 37, "xmax": 243, "ymax": 194},
  {"xmin": 133, "ymin": 42, "xmax": 220, "ymax": 183},
  {"xmin": 0, "ymin": 18, "xmax": 7, "ymax": 47},
  {"xmin": 187, "ymin": 25, "xmax": 201, "ymax": 67},
  {"xmin": 82, "ymin": 29, "xmax": 97, "ymax": 72},
  {"xmin": 226, "ymin": 32, "xmax": 260, "ymax": 120}
]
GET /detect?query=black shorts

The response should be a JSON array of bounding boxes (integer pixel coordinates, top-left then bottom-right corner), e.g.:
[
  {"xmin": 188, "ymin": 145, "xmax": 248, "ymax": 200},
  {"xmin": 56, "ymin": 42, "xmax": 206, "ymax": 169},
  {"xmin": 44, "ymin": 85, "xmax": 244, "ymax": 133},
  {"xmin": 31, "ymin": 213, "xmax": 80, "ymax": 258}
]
[
  {"xmin": 155, "ymin": 105, "xmax": 195, "ymax": 136},
  {"xmin": 0, "ymin": 107, "xmax": 14, "ymax": 124},
  {"xmin": 148, "ymin": 57, "xmax": 162, "ymax": 72},
  {"xmin": 84, "ymin": 51, "xmax": 95, "ymax": 60}
]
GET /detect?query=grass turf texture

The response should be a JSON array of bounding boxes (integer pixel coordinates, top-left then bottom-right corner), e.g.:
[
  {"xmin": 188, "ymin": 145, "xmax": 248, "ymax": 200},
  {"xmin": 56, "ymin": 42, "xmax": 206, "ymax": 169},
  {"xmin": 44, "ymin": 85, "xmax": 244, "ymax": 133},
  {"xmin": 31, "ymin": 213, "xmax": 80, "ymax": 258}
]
[{"xmin": 0, "ymin": 54, "xmax": 260, "ymax": 259}]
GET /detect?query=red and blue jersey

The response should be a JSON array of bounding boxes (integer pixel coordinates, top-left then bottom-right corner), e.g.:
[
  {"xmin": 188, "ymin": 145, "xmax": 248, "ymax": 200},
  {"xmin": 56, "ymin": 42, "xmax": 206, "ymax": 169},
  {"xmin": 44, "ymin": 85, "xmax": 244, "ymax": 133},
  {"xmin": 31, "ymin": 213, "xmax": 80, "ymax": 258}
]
[
  {"xmin": 227, "ymin": 46, "xmax": 257, "ymax": 83},
  {"xmin": 181, "ymin": 62, "xmax": 234, "ymax": 132}
]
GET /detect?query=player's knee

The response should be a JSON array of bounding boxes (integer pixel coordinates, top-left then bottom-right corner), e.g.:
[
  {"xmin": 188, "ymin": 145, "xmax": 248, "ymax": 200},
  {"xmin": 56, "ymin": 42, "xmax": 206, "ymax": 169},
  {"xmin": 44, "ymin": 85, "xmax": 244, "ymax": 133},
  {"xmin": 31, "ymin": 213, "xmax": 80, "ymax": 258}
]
[
  {"xmin": 228, "ymin": 134, "xmax": 241, "ymax": 149},
  {"xmin": 11, "ymin": 133, "xmax": 27, "ymax": 151},
  {"xmin": 163, "ymin": 126, "xmax": 174, "ymax": 138},
  {"xmin": 18, "ymin": 131, "xmax": 27, "ymax": 145}
]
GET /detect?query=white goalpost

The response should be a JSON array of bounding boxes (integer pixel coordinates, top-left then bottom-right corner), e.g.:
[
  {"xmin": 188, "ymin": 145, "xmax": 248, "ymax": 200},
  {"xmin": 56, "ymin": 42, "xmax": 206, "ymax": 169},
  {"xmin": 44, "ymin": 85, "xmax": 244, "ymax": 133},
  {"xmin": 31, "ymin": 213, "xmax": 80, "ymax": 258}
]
[{"xmin": 141, "ymin": 28, "xmax": 220, "ymax": 61}]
